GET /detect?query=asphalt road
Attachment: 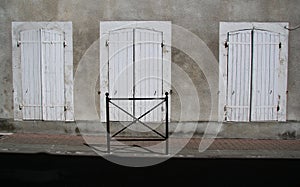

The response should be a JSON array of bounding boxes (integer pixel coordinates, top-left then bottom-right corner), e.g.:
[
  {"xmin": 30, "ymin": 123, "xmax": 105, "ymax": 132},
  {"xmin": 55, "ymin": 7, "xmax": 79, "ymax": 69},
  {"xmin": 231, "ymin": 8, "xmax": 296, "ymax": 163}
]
[{"xmin": 0, "ymin": 153, "xmax": 299, "ymax": 186}]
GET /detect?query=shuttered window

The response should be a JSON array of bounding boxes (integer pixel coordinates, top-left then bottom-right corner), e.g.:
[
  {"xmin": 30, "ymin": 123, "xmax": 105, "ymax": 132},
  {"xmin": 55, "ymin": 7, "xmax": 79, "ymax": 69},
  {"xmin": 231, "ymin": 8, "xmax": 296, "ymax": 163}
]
[
  {"xmin": 20, "ymin": 29, "xmax": 65, "ymax": 121},
  {"xmin": 223, "ymin": 26, "xmax": 287, "ymax": 122},
  {"xmin": 12, "ymin": 22, "xmax": 74, "ymax": 121},
  {"xmin": 107, "ymin": 28, "xmax": 164, "ymax": 122}
]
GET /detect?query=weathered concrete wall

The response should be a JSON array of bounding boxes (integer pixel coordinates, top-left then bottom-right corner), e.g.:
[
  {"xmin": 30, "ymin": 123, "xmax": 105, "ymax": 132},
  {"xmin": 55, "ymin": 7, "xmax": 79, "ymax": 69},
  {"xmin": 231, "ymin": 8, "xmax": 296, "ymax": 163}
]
[{"xmin": 1, "ymin": 0, "xmax": 300, "ymax": 121}]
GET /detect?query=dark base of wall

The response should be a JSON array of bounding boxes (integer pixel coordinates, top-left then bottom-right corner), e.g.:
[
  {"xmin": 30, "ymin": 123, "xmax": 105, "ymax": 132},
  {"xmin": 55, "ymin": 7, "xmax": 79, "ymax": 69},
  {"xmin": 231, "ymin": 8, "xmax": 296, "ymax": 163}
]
[{"xmin": 0, "ymin": 119, "xmax": 299, "ymax": 140}]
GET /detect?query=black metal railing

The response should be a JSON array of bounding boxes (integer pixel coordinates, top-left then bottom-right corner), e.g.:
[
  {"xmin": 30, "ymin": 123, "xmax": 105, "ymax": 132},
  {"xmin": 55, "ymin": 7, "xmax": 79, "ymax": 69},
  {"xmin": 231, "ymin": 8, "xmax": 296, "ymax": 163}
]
[{"xmin": 105, "ymin": 92, "xmax": 169, "ymax": 154}]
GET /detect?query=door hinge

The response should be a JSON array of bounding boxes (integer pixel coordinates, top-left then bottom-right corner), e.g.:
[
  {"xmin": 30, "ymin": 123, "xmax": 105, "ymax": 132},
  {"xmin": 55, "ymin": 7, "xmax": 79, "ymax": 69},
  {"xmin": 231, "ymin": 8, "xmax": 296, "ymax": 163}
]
[
  {"xmin": 224, "ymin": 41, "xmax": 229, "ymax": 48},
  {"xmin": 279, "ymin": 42, "xmax": 282, "ymax": 49},
  {"xmin": 161, "ymin": 42, "xmax": 164, "ymax": 48},
  {"xmin": 224, "ymin": 105, "xmax": 228, "ymax": 121},
  {"xmin": 106, "ymin": 40, "xmax": 109, "ymax": 47},
  {"xmin": 63, "ymin": 40, "xmax": 67, "ymax": 48},
  {"xmin": 277, "ymin": 95, "xmax": 281, "ymax": 111},
  {"xmin": 17, "ymin": 41, "xmax": 21, "ymax": 47}
]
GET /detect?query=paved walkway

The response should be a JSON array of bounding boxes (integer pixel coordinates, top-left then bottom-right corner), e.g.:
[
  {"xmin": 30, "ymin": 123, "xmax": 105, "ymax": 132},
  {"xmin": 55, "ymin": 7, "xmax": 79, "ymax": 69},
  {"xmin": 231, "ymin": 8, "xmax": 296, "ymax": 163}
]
[{"xmin": 0, "ymin": 133, "xmax": 299, "ymax": 158}]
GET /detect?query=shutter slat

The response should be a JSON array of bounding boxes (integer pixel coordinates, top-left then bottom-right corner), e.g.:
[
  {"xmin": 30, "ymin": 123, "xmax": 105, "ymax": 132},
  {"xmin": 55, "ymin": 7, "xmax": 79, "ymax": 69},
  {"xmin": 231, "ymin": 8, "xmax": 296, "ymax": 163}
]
[
  {"xmin": 21, "ymin": 30, "xmax": 42, "ymax": 120},
  {"xmin": 226, "ymin": 30, "xmax": 252, "ymax": 121},
  {"xmin": 135, "ymin": 29, "xmax": 163, "ymax": 122},
  {"xmin": 108, "ymin": 29, "xmax": 134, "ymax": 121},
  {"xmin": 41, "ymin": 29, "xmax": 65, "ymax": 121},
  {"xmin": 251, "ymin": 30, "xmax": 279, "ymax": 121}
]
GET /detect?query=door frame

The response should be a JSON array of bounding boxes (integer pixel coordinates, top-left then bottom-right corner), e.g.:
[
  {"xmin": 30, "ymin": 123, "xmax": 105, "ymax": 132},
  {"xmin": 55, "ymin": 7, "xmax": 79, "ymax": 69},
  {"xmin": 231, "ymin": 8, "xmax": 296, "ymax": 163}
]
[
  {"xmin": 12, "ymin": 22, "xmax": 74, "ymax": 121},
  {"xmin": 218, "ymin": 22, "xmax": 289, "ymax": 122}
]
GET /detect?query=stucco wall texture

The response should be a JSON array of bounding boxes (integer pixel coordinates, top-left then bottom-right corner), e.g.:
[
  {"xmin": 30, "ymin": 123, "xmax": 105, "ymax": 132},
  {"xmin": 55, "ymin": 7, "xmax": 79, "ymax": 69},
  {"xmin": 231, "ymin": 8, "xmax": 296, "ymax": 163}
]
[{"xmin": 1, "ymin": 0, "xmax": 300, "ymax": 121}]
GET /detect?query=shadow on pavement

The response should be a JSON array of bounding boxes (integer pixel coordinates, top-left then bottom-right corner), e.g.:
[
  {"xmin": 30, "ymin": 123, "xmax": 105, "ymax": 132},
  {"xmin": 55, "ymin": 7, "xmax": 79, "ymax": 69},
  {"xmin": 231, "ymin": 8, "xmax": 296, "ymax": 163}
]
[{"xmin": 0, "ymin": 152, "xmax": 299, "ymax": 186}]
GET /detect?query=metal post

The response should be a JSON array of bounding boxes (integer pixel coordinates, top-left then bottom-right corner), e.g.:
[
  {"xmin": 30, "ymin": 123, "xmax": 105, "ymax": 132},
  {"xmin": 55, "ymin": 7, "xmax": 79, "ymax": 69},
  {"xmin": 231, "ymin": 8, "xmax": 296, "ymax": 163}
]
[
  {"xmin": 165, "ymin": 92, "xmax": 169, "ymax": 139},
  {"xmin": 165, "ymin": 92, "xmax": 169, "ymax": 155},
  {"xmin": 105, "ymin": 93, "xmax": 110, "ymax": 153},
  {"xmin": 166, "ymin": 137, "xmax": 169, "ymax": 155}
]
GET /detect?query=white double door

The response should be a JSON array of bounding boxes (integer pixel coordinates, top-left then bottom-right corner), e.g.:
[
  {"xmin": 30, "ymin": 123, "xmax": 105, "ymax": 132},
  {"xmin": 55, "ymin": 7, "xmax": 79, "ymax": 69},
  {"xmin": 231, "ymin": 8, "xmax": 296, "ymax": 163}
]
[
  {"xmin": 108, "ymin": 28, "xmax": 165, "ymax": 122},
  {"xmin": 20, "ymin": 29, "xmax": 65, "ymax": 121},
  {"xmin": 226, "ymin": 29, "xmax": 281, "ymax": 121}
]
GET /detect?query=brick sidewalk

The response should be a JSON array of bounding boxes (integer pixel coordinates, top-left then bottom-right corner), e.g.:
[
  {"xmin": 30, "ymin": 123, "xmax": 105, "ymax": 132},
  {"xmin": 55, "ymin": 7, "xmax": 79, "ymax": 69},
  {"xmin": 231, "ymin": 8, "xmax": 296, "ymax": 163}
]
[{"xmin": 0, "ymin": 133, "xmax": 300, "ymax": 158}]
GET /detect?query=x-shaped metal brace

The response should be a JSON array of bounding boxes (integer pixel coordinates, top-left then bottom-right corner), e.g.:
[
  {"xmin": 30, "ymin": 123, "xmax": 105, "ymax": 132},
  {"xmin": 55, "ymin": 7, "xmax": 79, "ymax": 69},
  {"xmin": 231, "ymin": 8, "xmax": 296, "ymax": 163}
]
[{"xmin": 109, "ymin": 99, "xmax": 166, "ymax": 139}]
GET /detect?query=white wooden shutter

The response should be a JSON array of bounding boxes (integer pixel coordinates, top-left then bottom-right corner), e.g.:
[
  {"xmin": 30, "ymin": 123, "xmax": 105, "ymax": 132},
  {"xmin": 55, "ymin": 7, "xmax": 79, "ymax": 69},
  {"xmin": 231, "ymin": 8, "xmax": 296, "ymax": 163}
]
[
  {"xmin": 41, "ymin": 30, "xmax": 65, "ymax": 121},
  {"xmin": 107, "ymin": 27, "xmax": 166, "ymax": 122},
  {"xmin": 226, "ymin": 30, "xmax": 252, "ymax": 121},
  {"xmin": 20, "ymin": 30, "xmax": 43, "ymax": 120},
  {"xmin": 134, "ymin": 29, "xmax": 164, "ymax": 122},
  {"xmin": 108, "ymin": 29, "xmax": 134, "ymax": 121},
  {"xmin": 251, "ymin": 30, "xmax": 280, "ymax": 121}
]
